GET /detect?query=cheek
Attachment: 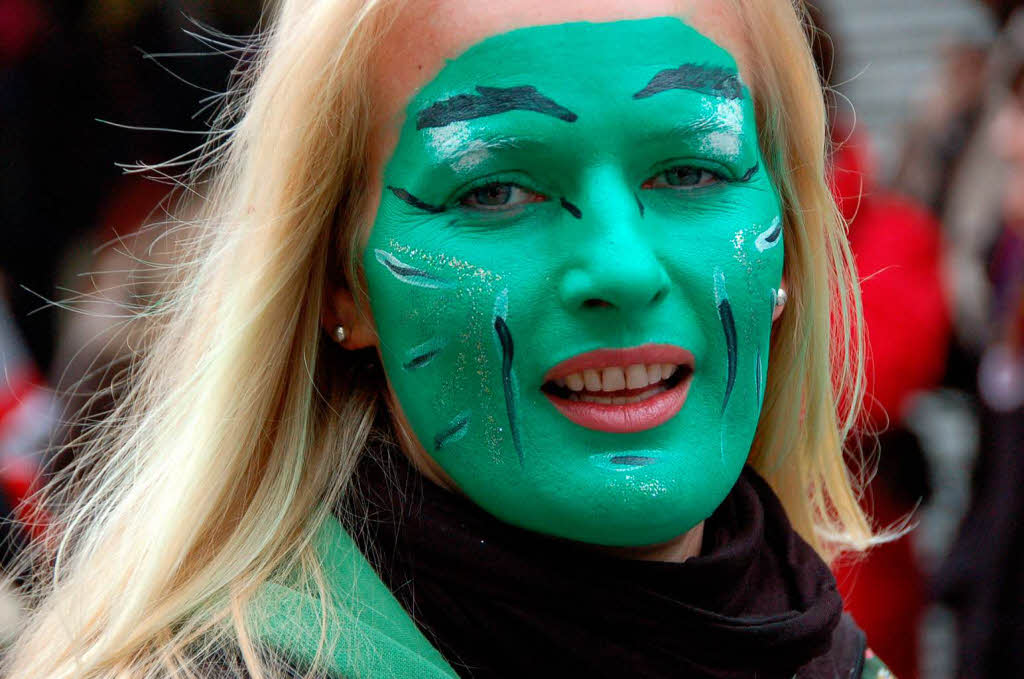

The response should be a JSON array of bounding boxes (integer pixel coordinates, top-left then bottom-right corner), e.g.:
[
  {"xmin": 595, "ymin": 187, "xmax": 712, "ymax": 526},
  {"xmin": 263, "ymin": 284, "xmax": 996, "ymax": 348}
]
[{"xmin": 364, "ymin": 236, "xmax": 519, "ymax": 459}]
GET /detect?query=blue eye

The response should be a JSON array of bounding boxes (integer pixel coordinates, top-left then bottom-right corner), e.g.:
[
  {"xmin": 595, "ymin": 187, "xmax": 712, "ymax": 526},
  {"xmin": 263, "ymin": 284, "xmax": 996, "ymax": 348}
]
[
  {"xmin": 459, "ymin": 182, "xmax": 545, "ymax": 210},
  {"xmin": 643, "ymin": 166, "xmax": 723, "ymax": 190}
]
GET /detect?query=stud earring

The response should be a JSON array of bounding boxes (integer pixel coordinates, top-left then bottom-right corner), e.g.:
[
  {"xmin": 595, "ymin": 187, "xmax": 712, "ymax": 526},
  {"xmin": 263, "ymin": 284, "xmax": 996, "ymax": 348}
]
[
  {"xmin": 775, "ymin": 288, "xmax": 788, "ymax": 308},
  {"xmin": 333, "ymin": 324, "xmax": 347, "ymax": 344}
]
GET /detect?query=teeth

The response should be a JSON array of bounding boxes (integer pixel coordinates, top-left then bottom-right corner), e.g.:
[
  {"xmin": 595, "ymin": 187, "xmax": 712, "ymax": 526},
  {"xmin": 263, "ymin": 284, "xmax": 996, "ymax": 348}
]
[
  {"xmin": 626, "ymin": 364, "xmax": 648, "ymax": 389},
  {"xmin": 553, "ymin": 363, "xmax": 685, "ymax": 393},
  {"xmin": 601, "ymin": 366, "xmax": 626, "ymax": 391}
]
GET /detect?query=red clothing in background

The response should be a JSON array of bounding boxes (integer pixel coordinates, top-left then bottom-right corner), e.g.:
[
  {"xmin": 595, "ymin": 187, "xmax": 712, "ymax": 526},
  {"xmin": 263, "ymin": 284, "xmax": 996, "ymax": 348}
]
[{"xmin": 830, "ymin": 127, "xmax": 952, "ymax": 679}]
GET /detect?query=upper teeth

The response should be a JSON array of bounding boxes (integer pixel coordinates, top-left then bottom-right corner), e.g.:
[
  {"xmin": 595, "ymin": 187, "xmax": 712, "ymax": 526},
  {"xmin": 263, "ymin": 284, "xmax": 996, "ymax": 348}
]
[{"xmin": 556, "ymin": 364, "xmax": 678, "ymax": 392}]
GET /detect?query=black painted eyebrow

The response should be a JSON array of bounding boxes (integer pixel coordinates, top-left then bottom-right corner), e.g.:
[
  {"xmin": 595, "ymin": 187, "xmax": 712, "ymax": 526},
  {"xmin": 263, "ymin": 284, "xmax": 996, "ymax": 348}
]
[
  {"xmin": 633, "ymin": 64, "xmax": 742, "ymax": 101},
  {"xmin": 416, "ymin": 85, "xmax": 579, "ymax": 130}
]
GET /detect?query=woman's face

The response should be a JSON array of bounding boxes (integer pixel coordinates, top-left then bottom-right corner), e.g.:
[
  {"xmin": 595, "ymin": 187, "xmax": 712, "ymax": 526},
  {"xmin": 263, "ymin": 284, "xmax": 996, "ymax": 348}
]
[{"xmin": 360, "ymin": 0, "xmax": 784, "ymax": 546}]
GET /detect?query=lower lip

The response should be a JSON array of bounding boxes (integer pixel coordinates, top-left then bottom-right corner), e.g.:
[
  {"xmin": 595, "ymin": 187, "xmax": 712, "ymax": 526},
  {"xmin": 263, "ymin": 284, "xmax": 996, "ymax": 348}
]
[{"xmin": 544, "ymin": 376, "xmax": 692, "ymax": 433}]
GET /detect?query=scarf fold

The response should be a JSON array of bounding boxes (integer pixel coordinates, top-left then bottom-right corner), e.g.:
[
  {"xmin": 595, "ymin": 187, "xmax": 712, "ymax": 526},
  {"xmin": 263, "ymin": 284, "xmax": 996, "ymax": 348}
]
[{"xmin": 350, "ymin": 452, "xmax": 861, "ymax": 679}]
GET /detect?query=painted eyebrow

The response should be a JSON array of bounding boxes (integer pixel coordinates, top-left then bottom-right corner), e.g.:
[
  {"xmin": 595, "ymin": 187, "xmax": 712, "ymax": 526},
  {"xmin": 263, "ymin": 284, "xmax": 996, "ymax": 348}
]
[
  {"xmin": 416, "ymin": 85, "xmax": 579, "ymax": 130},
  {"xmin": 633, "ymin": 64, "xmax": 743, "ymax": 101}
]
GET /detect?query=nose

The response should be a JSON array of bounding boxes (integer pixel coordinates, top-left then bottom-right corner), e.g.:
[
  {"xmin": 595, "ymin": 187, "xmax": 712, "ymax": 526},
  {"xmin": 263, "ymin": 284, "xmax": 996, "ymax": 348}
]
[{"xmin": 557, "ymin": 178, "xmax": 671, "ymax": 315}]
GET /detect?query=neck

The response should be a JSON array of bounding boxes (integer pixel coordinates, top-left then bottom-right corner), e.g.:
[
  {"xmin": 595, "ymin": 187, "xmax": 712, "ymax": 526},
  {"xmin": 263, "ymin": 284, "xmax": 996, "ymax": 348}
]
[{"xmin": 598, "ymin": 522, "xmax": 705, "ymax": 563}]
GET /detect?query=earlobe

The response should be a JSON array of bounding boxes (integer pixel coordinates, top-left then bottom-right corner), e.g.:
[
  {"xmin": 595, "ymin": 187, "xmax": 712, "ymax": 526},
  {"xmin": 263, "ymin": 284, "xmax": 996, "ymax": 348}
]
[
  {"xmin": 772, "ymin": 275, "xmax": 789, "ymax": 323},
  {"xmin": 322, "ymin": 284, "xmax": 380, "ymax": 350}
]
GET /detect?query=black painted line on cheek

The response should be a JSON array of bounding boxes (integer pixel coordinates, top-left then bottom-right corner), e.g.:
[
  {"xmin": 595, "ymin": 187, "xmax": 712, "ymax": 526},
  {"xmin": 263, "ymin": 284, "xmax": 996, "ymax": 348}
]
[
  {"xmin": 560, "ymin": 197, "xmax": 582, "ymax": 219},
  {"xmin": 404, "ymin": 347, "xmax": 444, "ymax": 371},
  {"xmin": 416, "ymin": 85, "xmax": 579, "ymax": 129},
  {"xmin": 434, "ymin": 412, "xmax": 470, "ymax": 451},
  {"xmin": 634, "ymin": 192, "xmax": 645, "ymax": 218},
  {"xmin": 493, "ymin": 316, "xmax": 524, "ymax": 467},
  {"xmin": 375, "ymin": 249, "xmax": 450, "ymax": 288},
  {"xmin": 387, "ymin": 186, "xmax": 445, "ymax": 214},
  {"xmin": 755, "ymin": 348, "xmax": 763, "ymax": 405},
  {"xmin": 740, "ymin": 163, "xmax": 759, "ymax": 182},
  {"xmin": 718, "ymin": 299, "xmax": 737, "ymax": 414}
]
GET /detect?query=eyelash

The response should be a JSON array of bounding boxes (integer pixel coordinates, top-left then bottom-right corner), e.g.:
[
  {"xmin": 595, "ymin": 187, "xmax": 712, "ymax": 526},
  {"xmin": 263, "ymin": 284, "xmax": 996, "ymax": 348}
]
[
  {"xmin": 641, "ymin": 166, "xmax": 726, "ymax": 190},
  {"xmin": 454, "ymin": 164, "xmax": 728, "ymax": 213},
  {"xmin": 456, "ymin": 180, "xmax": 546, "ymax": 211}
]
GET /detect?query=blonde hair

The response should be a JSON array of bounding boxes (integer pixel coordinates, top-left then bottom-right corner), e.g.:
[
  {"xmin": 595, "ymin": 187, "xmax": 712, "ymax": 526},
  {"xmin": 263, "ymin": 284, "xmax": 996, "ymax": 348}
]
[{"xmin": 6, "ymin": 1, "xmax": 871, "ymax": 676}]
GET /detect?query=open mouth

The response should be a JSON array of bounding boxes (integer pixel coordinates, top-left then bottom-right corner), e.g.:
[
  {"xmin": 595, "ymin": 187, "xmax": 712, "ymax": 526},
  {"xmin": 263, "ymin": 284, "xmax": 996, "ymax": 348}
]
[
  {"xmin": 540, "ymin": 345, "xmax": 696, "ymax": 433},
  {"xmin": 541, "ymin": 363, "xmax": 692, "ymax": 403}
]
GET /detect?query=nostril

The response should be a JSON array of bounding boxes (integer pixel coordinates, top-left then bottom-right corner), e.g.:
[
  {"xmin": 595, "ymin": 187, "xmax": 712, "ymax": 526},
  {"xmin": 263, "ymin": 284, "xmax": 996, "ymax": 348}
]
[
  {"xmin": 651, "ymin": 288, "xmax": 668, "ymax": 304},
  {"xmin": 582, "ymin": 298, "xmax": 613, "ymax": 309}
]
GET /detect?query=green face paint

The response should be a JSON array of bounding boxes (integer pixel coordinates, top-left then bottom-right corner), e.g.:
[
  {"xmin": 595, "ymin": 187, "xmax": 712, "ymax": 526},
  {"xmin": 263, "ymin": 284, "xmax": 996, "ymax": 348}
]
[{"xmin": 363, "ymin": 17, "xmax": 784, "ymax": 546}]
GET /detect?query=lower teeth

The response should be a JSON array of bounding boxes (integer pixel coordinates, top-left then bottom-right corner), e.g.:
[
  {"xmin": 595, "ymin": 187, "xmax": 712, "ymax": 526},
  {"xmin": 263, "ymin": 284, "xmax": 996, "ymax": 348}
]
[{"xmin": 567, "ymin": 384, "xmax": 667, "ymax": 404}]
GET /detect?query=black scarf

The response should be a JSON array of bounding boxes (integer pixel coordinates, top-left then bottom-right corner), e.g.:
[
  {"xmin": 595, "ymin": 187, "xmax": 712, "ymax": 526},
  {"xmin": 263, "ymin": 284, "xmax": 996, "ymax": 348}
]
[{"xmin": 349, "ymin": 450, "xmax": 865, "ymax": 679}]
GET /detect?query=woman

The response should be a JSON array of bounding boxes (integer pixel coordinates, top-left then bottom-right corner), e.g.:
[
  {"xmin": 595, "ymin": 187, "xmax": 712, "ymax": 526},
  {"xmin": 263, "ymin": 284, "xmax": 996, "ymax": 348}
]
[{"xmin": 6, "ymin": 0, "xmax": 889, "ymax": 677}]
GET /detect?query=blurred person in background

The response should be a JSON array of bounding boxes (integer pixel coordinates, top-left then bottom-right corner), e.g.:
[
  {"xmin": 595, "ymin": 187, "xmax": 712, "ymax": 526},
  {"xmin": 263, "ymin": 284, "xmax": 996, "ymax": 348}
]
[
  {"xmin": 935, "ymin": 41, "xmax": 1024, "ymax": 678},
  {"xmin": 897, "ymin": 2, "xmax": 1024, "ymax": 388},
  {"xmin": 808, "ymin": 7, "xmax": 953, "ymax": 679}
]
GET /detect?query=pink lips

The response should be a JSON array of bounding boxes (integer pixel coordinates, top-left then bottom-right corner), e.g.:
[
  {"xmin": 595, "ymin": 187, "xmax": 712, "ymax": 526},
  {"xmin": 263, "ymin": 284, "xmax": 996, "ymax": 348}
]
[{"xmin": 542, "ymin": 344, "xmax": 695, "ymax": 433}]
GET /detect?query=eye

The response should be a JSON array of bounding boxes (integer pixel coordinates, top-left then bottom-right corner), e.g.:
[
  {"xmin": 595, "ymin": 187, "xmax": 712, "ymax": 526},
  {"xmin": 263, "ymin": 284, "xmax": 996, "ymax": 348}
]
[
  {"xmin": 642, "ymin": 166, "xmax": 723, "ymax": 190},
  {"xmin": 458, "ymin": 182, "xmax": 545, "ymax": 210}
]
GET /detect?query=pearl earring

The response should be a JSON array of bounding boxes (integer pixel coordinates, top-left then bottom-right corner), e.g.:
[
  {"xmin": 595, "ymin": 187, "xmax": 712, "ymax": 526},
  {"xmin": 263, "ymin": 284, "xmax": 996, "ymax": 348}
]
[
  {"xmin": 333, "ymin": 324, "xmax": 347, "ymax": 344},
  {"xmin": 775, "ymin": 288, "xmax": 788, "ymax": 308}
]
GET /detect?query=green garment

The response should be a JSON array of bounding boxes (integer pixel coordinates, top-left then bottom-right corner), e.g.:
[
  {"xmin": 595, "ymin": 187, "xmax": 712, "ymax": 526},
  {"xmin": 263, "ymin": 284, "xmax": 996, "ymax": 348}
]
[{"xmin": 249, "ymin": 517, "xmax": 457, "ymax": 678}]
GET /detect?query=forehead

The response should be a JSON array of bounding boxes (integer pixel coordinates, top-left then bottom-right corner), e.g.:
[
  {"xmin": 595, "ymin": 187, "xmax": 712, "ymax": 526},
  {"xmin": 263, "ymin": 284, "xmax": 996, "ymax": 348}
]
[{"xmin": 370, "ymin": 0, "xmax": 751, "ymax": 145}]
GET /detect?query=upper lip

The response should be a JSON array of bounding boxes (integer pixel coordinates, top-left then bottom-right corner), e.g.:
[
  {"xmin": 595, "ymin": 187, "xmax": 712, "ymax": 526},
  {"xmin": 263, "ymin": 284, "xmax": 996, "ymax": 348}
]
[{"xmin": 542, "ymin": 343, "xmax": 696, "ymax": 382}]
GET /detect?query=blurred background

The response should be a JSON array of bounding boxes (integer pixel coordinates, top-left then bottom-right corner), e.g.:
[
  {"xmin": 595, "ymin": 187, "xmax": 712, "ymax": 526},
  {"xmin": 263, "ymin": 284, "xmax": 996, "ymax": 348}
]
[{"xmin": 1, "ymin": 1, "xmax": 1023, "ymax": 677}]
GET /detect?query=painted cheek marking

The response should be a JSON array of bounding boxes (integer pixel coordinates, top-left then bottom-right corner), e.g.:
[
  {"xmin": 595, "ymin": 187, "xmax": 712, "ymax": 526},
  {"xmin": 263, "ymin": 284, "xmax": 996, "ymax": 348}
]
[
  {"xmin": 416, "ymin": 85, "xmax": 579, "ymax": 129},
  {"xmin": 403, "ymin": 337, "xmax": 449, "ymax": 371},
  {"xmin": 387, "ymin": 186, "xmax": 445, "ymax": 214},
  {"xmin": 375, "ymin": 249, "xmax": 453, "ymax": 289},
  {"xmin": 560, "ymin": 197, "xmax": 583, "ymax": 219},
  {"xmin": 434, "ymin": 411, "xmax": 471, "ymax": 451},
  {"xmin": 755, "ymin": 348, "xmax": 763, "ymax": 405},
  {"xmin": 633, "ymin": 64, "xmax": 743, "ymax": 100},
  {"xmin": 714, "ymin": 269, "xmax": 738, "ymax": 415},
  {"xmin": 493, "ymin": 315, "xmax": 524, "ymax": 467},
  {"xmin": 634, "ymin": 192, "xmax": 645, "ymax": 218},
  {"xmin": 755, "ymin": 217, "xmax": 783, "ymax": 252}
]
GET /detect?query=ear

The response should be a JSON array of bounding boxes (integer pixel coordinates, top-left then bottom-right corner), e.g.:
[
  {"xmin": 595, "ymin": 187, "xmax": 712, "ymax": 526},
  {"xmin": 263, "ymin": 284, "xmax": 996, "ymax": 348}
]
[
  {"xmin": 322, "ymin": 284, "xmax": 379, "ymax": 349},
  {"xmin": 772, "ymin": 273, "xmax": 789, "ymax": 323}
]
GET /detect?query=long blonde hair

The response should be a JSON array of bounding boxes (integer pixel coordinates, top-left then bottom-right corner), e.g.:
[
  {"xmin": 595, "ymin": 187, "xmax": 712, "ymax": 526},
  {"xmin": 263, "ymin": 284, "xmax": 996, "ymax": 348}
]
[{"xmin": 6, "ymin": 1, "xmax": 870, "ymax": 676}]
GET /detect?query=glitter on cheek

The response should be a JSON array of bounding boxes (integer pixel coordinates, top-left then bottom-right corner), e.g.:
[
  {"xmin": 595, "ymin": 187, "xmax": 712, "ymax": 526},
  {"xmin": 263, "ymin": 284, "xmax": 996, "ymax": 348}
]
[
  {"xmin": 634, "ymin": 478, "xmax": 670, "ymax": 499},
  {"xmin": 485, "ymin": 413, "xmax": 504, "ymax": 458},
  {"xmin": 384, "ymin": 238, "xmax": 513, "ymax": 456}
]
